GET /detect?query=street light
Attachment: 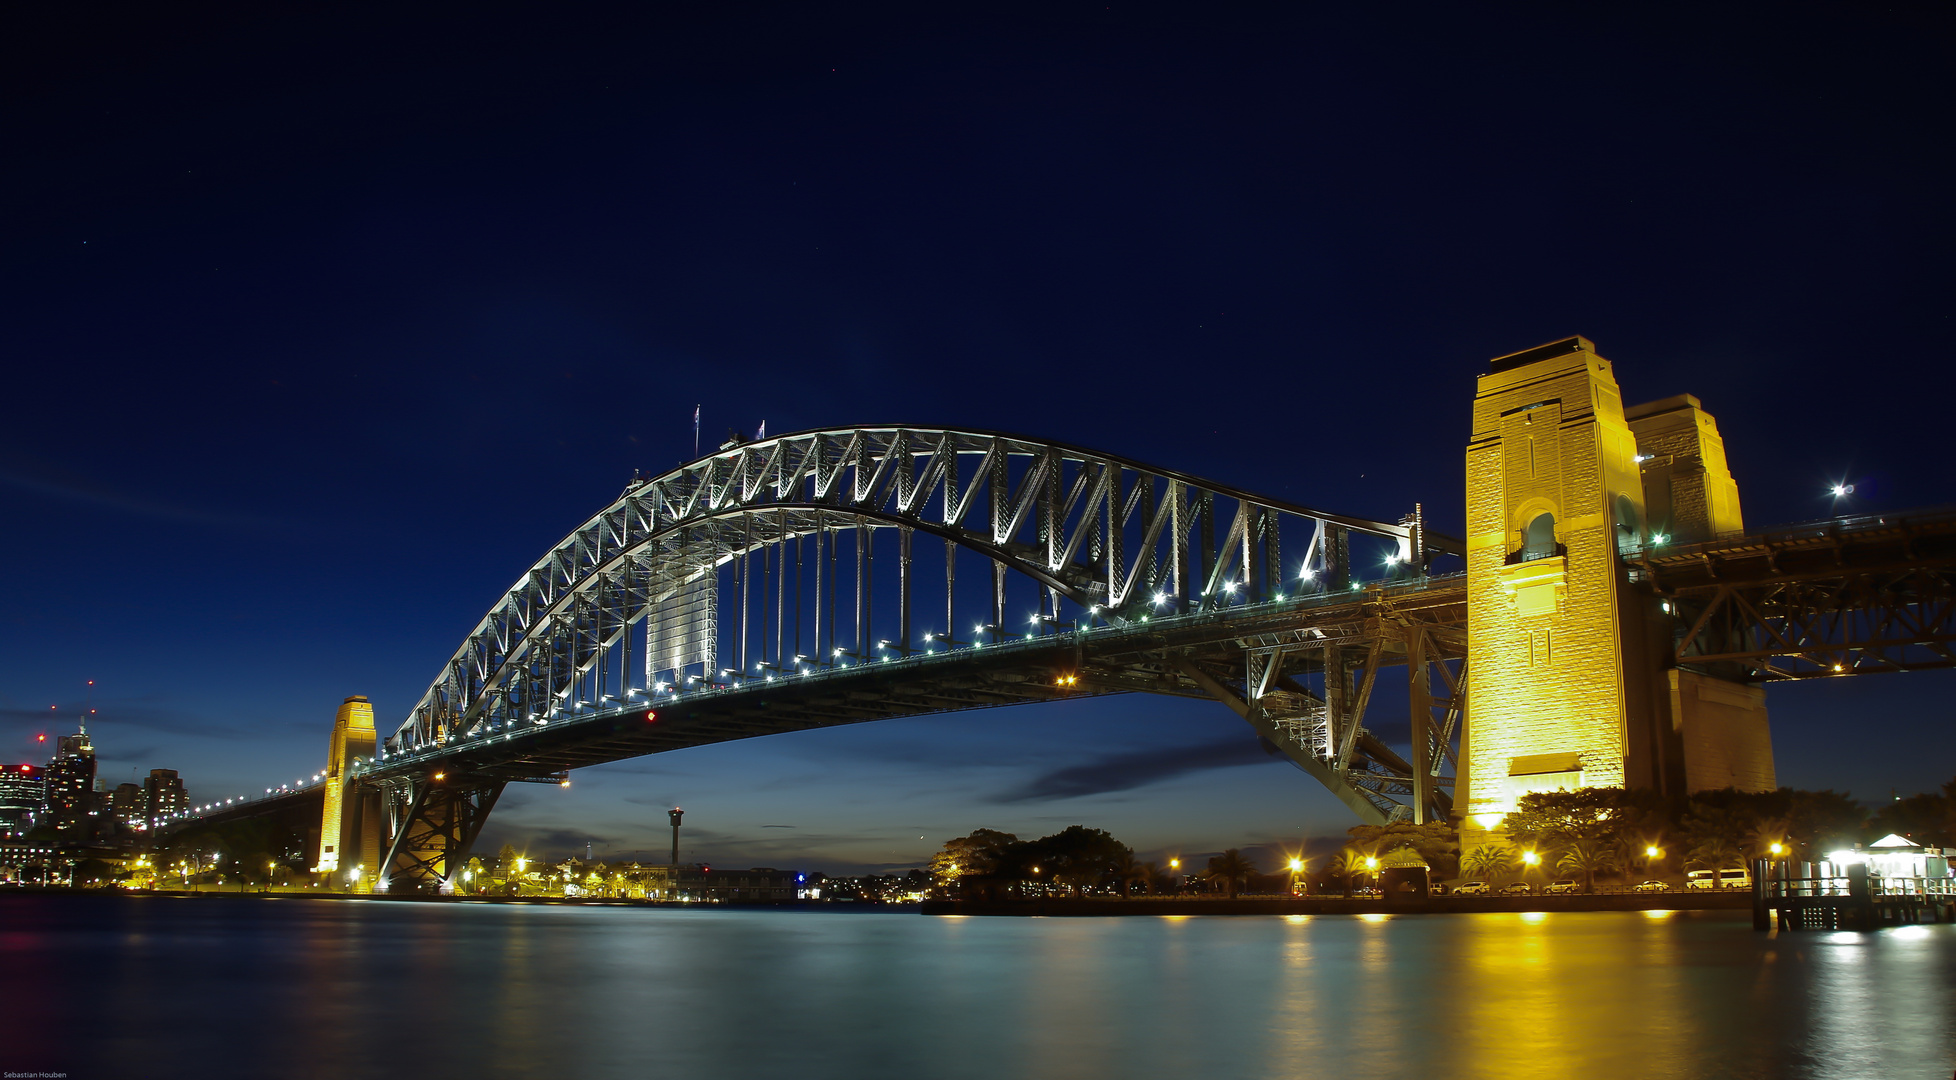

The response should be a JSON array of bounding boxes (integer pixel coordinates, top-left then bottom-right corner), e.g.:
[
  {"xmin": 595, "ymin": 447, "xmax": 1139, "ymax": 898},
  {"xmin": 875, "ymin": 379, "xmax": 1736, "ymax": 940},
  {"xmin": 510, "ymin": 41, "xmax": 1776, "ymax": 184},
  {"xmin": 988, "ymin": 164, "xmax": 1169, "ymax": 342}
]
[{"xmin": 1769, "ymin": 841, "xmax": 1785, "ymax": 857}]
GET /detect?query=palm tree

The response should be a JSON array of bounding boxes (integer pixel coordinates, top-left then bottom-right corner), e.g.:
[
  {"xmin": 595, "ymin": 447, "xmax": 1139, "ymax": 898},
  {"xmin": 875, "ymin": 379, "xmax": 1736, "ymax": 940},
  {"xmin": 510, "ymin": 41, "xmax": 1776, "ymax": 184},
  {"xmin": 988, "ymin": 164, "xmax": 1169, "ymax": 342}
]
[
  {"xmin": 1108, "ymin": 852, "xmax": 1151, "ymax": 898},
  {"xmin": 1748, "ymin": 816, "xmax": 1794, "ymax": 861},
  {"xmin": 1204, "ymin": 849, "xmax": 1258, "ymax": 899},
  {"xmin": 1555, "ymin": 838, "xmax": 1620, "ymax": 892},
  {"xmin": 1461, "ymin": 844, "xmax": 1512, "ymax": 883},
  {"xmin": 1687, "ymin": 836, "xmax": 1745, "ymax": 880},
  {"xmin": 1326, "ymin": 849, "xmax": 1364, "ymax": 897}
]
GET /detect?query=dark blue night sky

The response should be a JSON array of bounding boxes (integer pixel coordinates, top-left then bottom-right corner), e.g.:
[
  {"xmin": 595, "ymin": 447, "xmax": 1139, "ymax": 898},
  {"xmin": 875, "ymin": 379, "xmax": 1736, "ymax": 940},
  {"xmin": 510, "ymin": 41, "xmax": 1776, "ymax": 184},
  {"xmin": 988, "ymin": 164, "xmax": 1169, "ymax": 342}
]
[{"xmin": 4, "ymin": 3, "xmax": 1951, "ymax": 872}]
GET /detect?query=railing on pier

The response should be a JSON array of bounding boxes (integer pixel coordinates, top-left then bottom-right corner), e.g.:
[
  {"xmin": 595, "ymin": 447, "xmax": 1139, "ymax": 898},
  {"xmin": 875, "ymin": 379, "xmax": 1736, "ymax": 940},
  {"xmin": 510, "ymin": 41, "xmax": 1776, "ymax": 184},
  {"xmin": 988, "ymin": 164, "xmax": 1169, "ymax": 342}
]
[{"xmin": 1752, "ymin": 859, "xmax": 1956, "ymax": 931}]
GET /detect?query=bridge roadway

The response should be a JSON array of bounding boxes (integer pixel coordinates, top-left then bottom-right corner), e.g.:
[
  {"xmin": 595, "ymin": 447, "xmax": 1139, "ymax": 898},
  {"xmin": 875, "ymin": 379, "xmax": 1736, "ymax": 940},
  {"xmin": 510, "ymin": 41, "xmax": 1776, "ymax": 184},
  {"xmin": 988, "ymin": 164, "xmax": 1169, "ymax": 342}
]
[{"xmin": 358, "ymin": 572, "xmax": 1470, "ymax": 827}]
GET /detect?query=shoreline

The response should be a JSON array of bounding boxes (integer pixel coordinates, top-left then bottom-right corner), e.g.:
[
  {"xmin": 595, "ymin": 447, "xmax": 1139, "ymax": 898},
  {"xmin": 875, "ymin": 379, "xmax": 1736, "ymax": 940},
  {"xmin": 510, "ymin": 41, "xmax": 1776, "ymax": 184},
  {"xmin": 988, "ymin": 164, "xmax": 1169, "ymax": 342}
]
[
  {"xmin": 920, "ymin": 893, "xmax": 1754, "ymax": 916},
  {"xmin": 0, "ymin": 887, "xmax": 1765, "ymax": 917}
]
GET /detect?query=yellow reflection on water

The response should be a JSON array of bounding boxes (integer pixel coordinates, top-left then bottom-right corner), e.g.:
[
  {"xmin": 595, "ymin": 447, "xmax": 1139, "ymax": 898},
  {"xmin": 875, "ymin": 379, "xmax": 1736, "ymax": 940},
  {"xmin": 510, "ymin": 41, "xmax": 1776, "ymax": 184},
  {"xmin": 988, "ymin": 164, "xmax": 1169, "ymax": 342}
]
[
  {"xmin": 1642, "ymin": 908, "xmax": 1675, "ymax": 920},
  {"xmin": 1356, "ymin": 913, "xmax": 1391, "ymax": 923},
  {"xmin": 1283, "ymin": 914, "xmax": 1310, "ymax": 925},
  {"xmin": 1517, "ymin": 910, "xmax": 1546, "ymax": 924}
]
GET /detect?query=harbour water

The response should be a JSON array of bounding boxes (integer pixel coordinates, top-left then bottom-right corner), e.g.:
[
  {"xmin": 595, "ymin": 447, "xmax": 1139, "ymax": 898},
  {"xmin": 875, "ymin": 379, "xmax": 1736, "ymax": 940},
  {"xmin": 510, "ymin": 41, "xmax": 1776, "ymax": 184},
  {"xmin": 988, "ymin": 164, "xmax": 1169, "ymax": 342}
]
[{"xmin": 5, "ymin": 895, "xmax": 1952, "ymax": 1079}]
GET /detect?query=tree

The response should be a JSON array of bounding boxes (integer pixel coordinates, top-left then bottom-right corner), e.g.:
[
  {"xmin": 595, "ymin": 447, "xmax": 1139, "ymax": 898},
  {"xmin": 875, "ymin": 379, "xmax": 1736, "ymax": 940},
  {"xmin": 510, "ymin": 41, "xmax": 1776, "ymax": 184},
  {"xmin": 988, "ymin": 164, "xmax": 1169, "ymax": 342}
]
[
  {"xmin": 496, "ymin": 844, "xmax": 519, "ymax": 871},
  {"xmin": 1109, "ymin": 851, "xmax": 1150, "ymax": 898},
  {"xmin": 1204, "ymin": 850, "xmax": 1258, "ymax": 899},
  {"xmin": 1461, "ymin": 844, "xmax": 1512, "ymax": 882},
  {"xmin": 1868, "ymin": 780, "xmax": 1956, "ymax": 848},
  {"xmin": 929, "ymin": 828, "xmax": 1021, "ymax": 887},
  {"xmin": 1555, "ymin": 838, "xmax": 1620, "ymax": 892},
  {"xmin": 1347, "ymin": 821, "xmax": 1461, "ymax": 880},
  {"xmin": 1026, "ymin": 826, "xmax": 1130, "ymax": 896},
  {"xmin": 1687, "ymin": 836, "xmax": 1745, "ymax": 875},
  {"xmin": 1504, "ymin": 787, "xmax": 1664, "ymax": 857},
  {"xmin": 1322, "ymin": 849, "xmax": 1366, "ymax": 897}
]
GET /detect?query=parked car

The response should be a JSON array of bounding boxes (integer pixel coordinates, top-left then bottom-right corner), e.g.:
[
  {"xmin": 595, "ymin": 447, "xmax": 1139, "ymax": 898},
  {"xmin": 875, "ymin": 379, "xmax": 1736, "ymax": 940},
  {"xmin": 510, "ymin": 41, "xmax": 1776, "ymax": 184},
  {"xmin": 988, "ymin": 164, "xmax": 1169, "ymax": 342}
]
[
  {"xmin": 1501, "ymin": 881, "xmax": 1533, "ymax": 895},
  {"xmin": 1544, "ymin": 879, "xmax": 1581, "ymax": 895},
  {"xmin": 1633, "ymin": 880, "xmax": 1669, "ymax": 893},
  {"xmin": 1453, "ymin": 880, "xmax": 1490, "ymax": 895},
  {"xmin": 1686, "ymin": 868, "xmax": 1752, "ymax": 890}
]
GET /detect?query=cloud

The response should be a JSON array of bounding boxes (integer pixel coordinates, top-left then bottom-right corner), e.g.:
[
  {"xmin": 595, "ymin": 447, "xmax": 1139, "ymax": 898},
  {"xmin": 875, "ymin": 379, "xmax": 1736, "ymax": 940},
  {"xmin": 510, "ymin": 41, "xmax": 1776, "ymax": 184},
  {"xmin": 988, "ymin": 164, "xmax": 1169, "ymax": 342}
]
[
  {"xmin": 0, "ymin": 455, "xmax": 277, "ymax": 530},
  {"xmin": 993, "ymin": 736, "xmax": 1274, "ymax": 802}
]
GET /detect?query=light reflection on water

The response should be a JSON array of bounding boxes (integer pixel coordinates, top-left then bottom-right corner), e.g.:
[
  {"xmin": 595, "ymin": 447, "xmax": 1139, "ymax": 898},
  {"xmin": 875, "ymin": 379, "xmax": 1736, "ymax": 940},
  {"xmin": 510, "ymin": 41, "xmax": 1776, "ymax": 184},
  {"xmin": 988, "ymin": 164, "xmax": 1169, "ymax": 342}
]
[{"xmin": 5, "ymin": 897, "xmax": 1953, "ymax": 1079}]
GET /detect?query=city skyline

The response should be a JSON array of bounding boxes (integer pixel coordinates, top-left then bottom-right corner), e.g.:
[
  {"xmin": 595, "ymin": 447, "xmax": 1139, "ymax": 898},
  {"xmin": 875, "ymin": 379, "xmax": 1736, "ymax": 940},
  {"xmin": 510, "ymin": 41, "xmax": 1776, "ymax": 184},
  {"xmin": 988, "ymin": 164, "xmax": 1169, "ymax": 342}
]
[{"xmin": 5, "ymin": 4, "xmax": 1954, "ymax": 873}]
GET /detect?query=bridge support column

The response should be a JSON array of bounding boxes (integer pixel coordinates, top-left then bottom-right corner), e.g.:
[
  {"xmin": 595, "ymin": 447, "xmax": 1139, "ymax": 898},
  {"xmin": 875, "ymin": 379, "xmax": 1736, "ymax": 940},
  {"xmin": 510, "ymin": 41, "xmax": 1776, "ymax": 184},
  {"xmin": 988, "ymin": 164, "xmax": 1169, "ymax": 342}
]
[
  {"xmin": 314, "ymin": 695, "xmax": 376, "ymax": 882},
  {"xmin": 1408, "ymin": 627, "xmax": 1431, "ymax": 825},
  {"xmin": 1459, "ymin": 337, "xmax": 1773, "ymax": 848}
]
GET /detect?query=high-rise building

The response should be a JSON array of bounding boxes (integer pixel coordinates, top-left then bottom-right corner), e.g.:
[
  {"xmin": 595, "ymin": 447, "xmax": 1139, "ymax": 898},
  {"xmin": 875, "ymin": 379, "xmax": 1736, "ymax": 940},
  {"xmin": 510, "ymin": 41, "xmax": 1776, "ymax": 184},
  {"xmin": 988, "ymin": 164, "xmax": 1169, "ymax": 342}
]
[
  {"xmin": 45, "ymin": 729, "xmax": 96, "ymax": 834},
  {"xmin": 142, "ymin": 769, "xmax": 188, "ymax": 828},
  {"xmin": 0, "ymin": 764, "xmax": 46, "ymax": 834},
  {"xmin": 110, "ymin": 782, "xmax": 146, "ymax": 829}
]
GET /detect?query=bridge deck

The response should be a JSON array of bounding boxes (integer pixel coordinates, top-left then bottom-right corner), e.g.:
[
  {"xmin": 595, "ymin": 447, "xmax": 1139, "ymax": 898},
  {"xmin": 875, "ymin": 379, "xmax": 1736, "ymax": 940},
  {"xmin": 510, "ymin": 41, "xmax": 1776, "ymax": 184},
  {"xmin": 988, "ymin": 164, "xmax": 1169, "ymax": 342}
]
[{"xmin": 365, "ymin": 574, "xmax": 1466, "ymax": 786}]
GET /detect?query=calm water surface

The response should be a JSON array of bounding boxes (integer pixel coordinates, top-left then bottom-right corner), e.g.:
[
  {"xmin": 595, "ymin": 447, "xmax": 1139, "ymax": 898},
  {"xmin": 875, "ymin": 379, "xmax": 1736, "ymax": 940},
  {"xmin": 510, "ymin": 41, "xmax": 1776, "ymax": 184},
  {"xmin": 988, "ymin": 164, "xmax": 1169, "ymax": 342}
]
[{"xmin": 4, "ymin": 895, "xmax": 1952, "ymax": 1079}]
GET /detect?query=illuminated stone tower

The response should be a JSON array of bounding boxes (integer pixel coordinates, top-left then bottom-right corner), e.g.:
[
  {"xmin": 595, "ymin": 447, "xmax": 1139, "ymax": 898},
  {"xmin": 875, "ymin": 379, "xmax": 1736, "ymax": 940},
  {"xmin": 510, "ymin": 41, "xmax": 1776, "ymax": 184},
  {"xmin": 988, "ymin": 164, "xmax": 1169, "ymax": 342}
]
[
  {"xmin": 1458, "ymin": 337, "xmax": 1774, "ymax": 842},
  {"xmin": 315, "ymin": 695, "xmax": 378, "ymax": 885}
]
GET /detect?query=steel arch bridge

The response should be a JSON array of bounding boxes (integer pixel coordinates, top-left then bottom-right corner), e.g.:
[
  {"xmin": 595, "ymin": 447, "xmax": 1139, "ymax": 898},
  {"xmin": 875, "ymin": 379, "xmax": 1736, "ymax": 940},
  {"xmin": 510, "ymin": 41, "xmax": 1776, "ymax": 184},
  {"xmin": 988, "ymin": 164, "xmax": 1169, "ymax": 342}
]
[{"xmin": 349, "ymin": 426, "xmax": 1471, "ymax": 891}]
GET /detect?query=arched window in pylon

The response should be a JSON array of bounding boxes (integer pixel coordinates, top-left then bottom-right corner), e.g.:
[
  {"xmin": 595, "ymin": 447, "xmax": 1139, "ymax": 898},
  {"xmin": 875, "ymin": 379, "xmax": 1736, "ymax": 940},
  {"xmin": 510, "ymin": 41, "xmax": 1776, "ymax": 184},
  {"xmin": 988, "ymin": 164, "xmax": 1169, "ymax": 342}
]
[
  {"xmin": 1614, "ymin": 494, "xmax": 1641, "ymax": 557},
  {"xmin": 1521, "ymin": 512, "xmax": 1557, "ymax": 562}
]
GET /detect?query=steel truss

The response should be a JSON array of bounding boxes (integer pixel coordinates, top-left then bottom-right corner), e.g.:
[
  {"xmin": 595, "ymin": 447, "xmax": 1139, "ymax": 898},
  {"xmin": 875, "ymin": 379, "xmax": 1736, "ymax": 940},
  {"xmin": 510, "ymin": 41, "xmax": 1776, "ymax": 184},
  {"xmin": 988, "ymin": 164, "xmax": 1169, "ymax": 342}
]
[
  {"xmin": 1170, "ymin": 584, "xmax": 1465, "ymax": 824},
  {"xmin": 391, "ymin": 427, "xmax": 1460, "ymax": 751},
  {"xmin": 350, "ymin": 427, "xmax": 1477, "ymax": 884},
  {"xmin": 1642, "ymin": 509, "xmax": 1956, "ymax": 681},
  {"xmin": 375, "ymin": 779, "xmax": 505, "ymax": 893}
]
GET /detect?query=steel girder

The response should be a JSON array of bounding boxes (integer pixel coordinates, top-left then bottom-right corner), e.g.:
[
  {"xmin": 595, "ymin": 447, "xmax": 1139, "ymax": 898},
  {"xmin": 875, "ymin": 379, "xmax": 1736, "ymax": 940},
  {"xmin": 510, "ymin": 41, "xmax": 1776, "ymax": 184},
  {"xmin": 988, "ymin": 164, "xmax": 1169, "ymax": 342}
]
[
  {"xmin": 1169, "ymin": 584, "xmax": 1466, "ymax": 824},
  {"xmin": 375, "ymin": 779, "xmax": 505, "ymax": 893},
  {"xmin": 391, "ymin": 426, "xmax": 1462, "ymax": 752},
  {"xmin": 1639, "ymin": 508, "xmax": 1956, "ymax": 681}
]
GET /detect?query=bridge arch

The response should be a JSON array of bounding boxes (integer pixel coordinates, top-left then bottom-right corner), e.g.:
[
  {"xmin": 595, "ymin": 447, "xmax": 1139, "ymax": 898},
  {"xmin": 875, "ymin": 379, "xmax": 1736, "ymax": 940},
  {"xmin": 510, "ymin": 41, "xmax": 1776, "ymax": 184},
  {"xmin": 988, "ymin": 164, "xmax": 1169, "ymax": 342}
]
[{"xmin": 391, "ymin": 425, "xmax": 1459, "ymax": 754}]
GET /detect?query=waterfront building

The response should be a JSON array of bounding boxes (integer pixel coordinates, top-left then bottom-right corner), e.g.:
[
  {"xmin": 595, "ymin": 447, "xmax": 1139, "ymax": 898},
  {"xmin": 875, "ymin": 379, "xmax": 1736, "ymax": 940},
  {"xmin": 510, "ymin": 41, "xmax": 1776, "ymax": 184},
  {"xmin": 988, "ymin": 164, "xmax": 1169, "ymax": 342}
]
[
  {"xmin": 0, "ymin": 764, "xmax": 47, "ymax": 834},
  {"xmin": 0, "ymin": 840, "xmax": 58, "ymax": 883}
]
